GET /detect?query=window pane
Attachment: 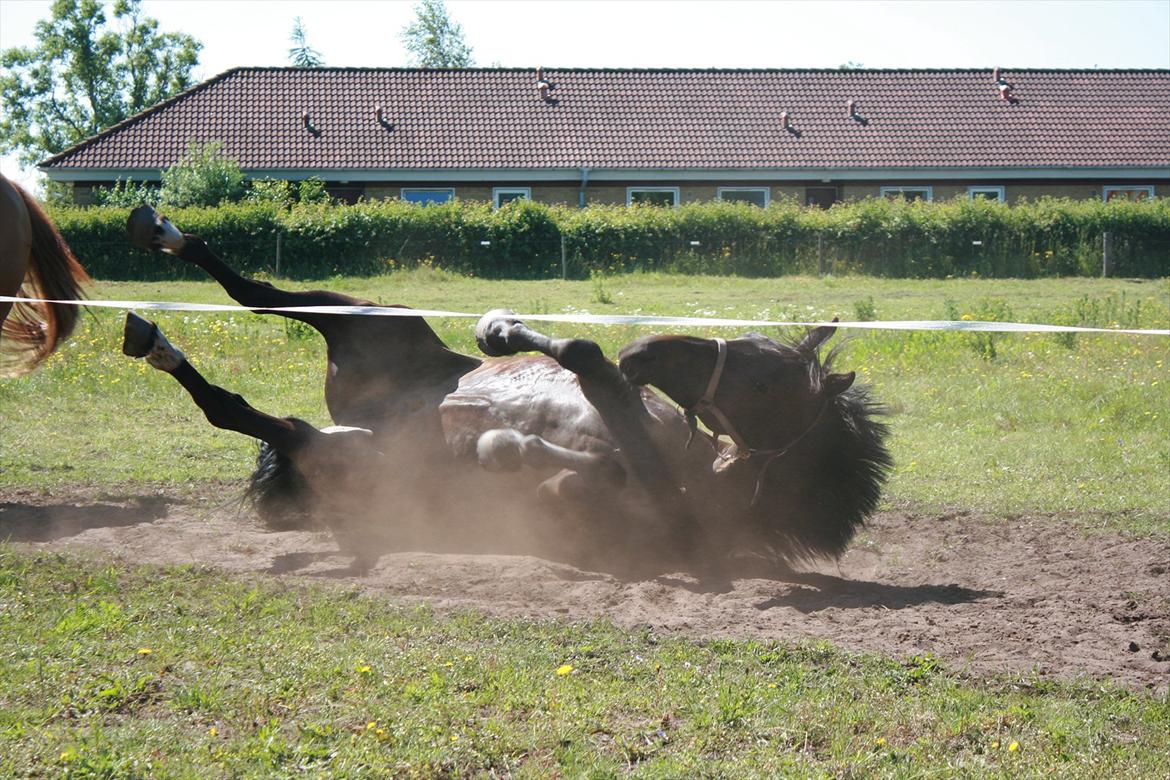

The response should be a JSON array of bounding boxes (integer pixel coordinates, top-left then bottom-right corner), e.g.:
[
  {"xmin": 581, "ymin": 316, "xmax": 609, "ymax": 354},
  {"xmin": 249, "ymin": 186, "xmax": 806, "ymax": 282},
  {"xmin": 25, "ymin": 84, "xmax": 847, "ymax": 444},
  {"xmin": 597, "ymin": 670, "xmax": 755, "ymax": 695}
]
[
  {"xmin": 496, "ymin": 191, "xmax": 528, "ymax": 206},
  {"xmin": 630, "ymin": 190, "xmax": 677, "ymax": 206},
  {"xmin": 721, "ymin": 190, "xmax": 768, "ymax": 207},
  {"xmin": 1106, "ymin": 188, "xmax": 1151, "ymax": 202},
  {"xmin": 971, "ymin": 190, "xmax": 1001, "ymax": 201},
  {"xmin": 402, "ymin": 189, "xmax": 453, "ymax": 205},
  {"xmin": 884, "ymin": 188, "xmax": 930, "ymax": 202}
]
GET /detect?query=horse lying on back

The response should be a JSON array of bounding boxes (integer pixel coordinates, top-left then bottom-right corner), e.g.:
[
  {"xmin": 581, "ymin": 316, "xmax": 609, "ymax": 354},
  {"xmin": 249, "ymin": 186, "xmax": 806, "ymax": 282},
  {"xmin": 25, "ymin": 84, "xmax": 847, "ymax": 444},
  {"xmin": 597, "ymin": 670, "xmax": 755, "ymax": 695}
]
[{"xmin": 123, "ymin": 206, "xmax": 892, "ymax": 575}]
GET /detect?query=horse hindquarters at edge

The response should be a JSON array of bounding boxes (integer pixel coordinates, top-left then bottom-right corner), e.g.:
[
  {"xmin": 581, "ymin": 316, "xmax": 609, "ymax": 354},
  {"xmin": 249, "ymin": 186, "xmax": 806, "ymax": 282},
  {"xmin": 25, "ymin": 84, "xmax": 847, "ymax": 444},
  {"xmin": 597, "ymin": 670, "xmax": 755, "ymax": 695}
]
[{"xmin": 0, "ymin": 174, "xmax": 89, "ymax": 374}]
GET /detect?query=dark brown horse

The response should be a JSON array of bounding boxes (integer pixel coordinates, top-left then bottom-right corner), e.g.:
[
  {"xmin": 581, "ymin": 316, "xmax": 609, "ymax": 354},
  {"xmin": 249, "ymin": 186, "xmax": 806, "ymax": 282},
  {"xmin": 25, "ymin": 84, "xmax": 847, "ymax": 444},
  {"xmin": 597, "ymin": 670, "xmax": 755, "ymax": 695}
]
[
  {"xmin": 0, "ymin": 174, "xmax": 89, "ymax": 375},
  {"xmin": 124, "ymin": 206, "xmax": 891, "ymax": 573}
]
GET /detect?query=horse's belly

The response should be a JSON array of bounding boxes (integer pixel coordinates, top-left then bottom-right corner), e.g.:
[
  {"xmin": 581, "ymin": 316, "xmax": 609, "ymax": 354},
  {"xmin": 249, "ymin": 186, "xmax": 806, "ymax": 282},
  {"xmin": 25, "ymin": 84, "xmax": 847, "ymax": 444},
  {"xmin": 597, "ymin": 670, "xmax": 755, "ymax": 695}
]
[{"xmin": 440, "ymin": 356, "xmax": 613, "ymax": 456}]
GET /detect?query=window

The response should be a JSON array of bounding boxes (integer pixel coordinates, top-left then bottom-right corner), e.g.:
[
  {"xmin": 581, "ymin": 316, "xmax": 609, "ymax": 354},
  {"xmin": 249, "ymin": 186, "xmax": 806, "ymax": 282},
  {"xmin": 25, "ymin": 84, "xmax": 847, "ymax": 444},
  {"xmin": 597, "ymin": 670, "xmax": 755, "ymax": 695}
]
[
  {"xmin": 1103, "ymin": 185, "xmax": 1154, "ymax": 202},
  {"xmin": 493, "ymin": 187, "xmax": 531, "ymax": 208},
  {"xmin": 879, "ymin": 185, "xmax": 931, "ymax": 201},
  {"xmin": 717, "ymin": 187, "xmax": 770, "ymax": 207},
  {"xmin": 627, "ymin": 187, "xmax": 679, "ymax": 207},
  {"xmin": 401, "ymin": 188, "xmax": 454, "ymax": 205},
  {"xmin": 968, "ymin": 185, "xmax": 1005, "ymax": 202},
  {"xmin": 880, "ymin": 186, "xmax": 933, "ymax": 202},
  {"xmin": 804, "ymin": 186, "xmax": 839, "ymax": 209}
]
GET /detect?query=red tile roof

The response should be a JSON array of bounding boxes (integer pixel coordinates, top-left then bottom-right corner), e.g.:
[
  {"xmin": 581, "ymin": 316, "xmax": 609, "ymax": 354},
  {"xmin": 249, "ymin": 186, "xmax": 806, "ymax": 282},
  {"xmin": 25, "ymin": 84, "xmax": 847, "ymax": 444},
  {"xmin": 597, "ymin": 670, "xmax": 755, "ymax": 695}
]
[{"xmin": 39, "ymin": 67, "xmax": 1170, "ymax": 173}]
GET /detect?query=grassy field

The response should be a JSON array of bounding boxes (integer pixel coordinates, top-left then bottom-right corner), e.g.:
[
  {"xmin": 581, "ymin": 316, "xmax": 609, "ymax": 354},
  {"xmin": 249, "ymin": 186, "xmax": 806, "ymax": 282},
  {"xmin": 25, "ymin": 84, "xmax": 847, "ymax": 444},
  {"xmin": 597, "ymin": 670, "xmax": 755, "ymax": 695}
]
[
  {"xmin": 2, "ymin": 272, "xmax": 1168, "ymax": 777},
  {"xmin": 2, "ymin": 550, "xmax": 1168, "ymax": 779},
  {"xmin": 3, "ymin": 272, "xmax": 1167, "ymax": 529}
]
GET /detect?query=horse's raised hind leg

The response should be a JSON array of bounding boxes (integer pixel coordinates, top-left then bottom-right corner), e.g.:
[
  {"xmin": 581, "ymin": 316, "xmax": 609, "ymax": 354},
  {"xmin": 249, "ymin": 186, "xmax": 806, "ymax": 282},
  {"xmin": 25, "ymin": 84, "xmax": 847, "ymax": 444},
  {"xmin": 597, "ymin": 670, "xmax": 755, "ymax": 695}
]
[
  {"xmin": 126, "ymin": 205, "xmax": 363, "ymax": 326},
  {"xmin": 121, "ymin": 312, "xmax": 384, "ymax": 571},
  {"xmin": 122, "ymin": 311, "xmax": 307, "ymax": 449}
]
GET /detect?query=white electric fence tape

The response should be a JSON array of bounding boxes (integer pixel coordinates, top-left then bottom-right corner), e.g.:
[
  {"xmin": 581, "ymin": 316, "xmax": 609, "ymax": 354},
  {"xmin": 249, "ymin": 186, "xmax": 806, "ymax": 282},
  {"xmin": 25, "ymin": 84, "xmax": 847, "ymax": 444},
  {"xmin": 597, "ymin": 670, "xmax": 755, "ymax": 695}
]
[{"xmin": 2, "ymin": 295, "xmax": 1167, "ymax": 336}]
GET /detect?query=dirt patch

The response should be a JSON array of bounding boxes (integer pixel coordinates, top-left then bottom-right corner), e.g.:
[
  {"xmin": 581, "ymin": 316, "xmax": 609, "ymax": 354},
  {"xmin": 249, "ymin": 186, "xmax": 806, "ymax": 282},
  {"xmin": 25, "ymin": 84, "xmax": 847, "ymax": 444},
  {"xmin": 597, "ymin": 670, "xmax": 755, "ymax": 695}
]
[{"xmin": 3, "ymin": 486, "xmax": 1167, "ymax": 693}]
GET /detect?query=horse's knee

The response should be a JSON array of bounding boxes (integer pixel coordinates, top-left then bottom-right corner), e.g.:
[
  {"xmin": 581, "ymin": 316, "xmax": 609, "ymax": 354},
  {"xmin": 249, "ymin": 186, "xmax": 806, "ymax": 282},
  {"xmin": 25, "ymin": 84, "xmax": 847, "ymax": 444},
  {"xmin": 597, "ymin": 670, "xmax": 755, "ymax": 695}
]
[
  {"xmin": 552, "ymin": 338, "xmax": 605, "ymax": 374},
  {"xmin": 476, "ymin": 428, "xmax": 525, "ymax": 472}
]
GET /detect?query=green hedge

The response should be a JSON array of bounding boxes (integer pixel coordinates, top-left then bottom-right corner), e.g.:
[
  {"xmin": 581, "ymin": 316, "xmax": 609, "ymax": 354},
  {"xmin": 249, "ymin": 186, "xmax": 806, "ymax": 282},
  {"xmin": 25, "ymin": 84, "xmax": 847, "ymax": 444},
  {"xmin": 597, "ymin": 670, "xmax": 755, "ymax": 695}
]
[{"xmin": 48, "ymin": 196, "xmax": 1170, "ymax": 280}]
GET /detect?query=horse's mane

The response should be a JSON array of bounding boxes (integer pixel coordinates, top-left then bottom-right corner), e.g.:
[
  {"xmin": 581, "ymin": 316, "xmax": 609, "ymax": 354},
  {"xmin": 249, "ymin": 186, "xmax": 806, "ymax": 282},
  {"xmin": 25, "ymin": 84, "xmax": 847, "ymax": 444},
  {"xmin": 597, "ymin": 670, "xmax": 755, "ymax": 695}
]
[{"xmin": 751, "ymin": 337, "xmax": 893, "ymax": 563}]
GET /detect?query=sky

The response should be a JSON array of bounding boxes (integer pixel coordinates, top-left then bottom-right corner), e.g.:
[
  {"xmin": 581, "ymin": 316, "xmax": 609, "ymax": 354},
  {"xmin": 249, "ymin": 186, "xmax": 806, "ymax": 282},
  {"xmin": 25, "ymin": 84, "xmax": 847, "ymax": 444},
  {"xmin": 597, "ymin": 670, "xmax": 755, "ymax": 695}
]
[{"xmin": 2, "ymin": 0, "xmax": 1168, "ymax": 188}]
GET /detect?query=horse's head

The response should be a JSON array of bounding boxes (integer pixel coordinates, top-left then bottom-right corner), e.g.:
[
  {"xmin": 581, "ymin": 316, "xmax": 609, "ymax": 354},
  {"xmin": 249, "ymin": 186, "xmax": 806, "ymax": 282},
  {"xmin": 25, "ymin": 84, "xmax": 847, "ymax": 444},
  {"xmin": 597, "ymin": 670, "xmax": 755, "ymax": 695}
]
[{"xmin": 617, "ymin": 321, "xmax": 854, "ymax": 456}]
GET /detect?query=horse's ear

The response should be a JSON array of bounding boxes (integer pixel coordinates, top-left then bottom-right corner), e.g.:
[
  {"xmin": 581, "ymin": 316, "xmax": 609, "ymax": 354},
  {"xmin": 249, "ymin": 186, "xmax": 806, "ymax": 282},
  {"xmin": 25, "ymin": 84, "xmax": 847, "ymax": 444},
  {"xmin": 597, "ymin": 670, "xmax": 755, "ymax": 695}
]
[
  {"xmin": 800, "ymin": 316, "xmax": 840, "ymax": 352},
  {"xmin": 825, "ymin": 371, "xmax": 855, "ymax": 397}
]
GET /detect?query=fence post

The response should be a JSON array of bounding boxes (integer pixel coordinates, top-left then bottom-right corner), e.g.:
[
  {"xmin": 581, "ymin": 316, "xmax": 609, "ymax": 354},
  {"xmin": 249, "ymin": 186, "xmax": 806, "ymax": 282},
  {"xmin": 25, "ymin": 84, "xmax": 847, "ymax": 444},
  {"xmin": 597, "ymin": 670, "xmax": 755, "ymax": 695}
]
[
  {"xmin": 817, "ymin": 233, "xmax": 825, "ymax": 276},
  {"xmin": 1102, "ymin": 231, "xmax": 1112, "ymax": 278},
  {"xmin": 275, "ymin": 231, "xmax": 283, "ymax": 278},
  {"xmin": 561, "ymin": 233, "xmax": 567, "ymax": 280}
]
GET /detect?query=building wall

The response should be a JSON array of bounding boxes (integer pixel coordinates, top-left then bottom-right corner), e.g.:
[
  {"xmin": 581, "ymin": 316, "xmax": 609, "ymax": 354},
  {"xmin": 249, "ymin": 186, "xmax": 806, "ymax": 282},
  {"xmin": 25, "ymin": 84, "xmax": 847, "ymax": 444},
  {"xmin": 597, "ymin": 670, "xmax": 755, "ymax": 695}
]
[{"xmin": 62, "ymin": 177, "xmax": 1169, "ymax": 206}]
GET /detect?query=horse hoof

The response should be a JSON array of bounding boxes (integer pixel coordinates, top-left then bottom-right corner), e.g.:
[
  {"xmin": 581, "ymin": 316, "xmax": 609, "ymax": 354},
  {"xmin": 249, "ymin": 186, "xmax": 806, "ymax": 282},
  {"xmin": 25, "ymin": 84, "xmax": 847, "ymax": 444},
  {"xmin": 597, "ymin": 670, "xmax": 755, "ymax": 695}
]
[
  {"xmin": 121, "ymin": 312, "xmax": 159, "ymax": 357},
  {"xmin": 475, "ymin": 308, "xmax": 521, "ymax": 357},
  {"xmin": 127, "ymin": 204, "xmax": 184, "ymax": 252}
]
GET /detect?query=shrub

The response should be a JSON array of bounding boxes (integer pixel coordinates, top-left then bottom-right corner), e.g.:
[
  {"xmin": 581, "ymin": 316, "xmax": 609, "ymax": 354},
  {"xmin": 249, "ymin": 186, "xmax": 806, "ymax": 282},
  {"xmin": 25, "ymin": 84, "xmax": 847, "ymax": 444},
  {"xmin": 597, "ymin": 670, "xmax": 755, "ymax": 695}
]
[
  {"xmin": 47, "ymin": 196, "xmax": 1170, "ymax": 280},
  {"xmin": 158, "ymin": 141, "xmax": 247, "ymax": 208}
]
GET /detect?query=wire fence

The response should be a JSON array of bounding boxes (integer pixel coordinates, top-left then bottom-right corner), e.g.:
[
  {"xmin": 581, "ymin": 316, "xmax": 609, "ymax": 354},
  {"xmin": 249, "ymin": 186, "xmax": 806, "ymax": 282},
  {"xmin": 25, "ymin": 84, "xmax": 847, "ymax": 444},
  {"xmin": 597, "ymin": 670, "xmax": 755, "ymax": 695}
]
[{"xmin": 53, "ymin": 228, "xmax": 1169, "ymax": 283}]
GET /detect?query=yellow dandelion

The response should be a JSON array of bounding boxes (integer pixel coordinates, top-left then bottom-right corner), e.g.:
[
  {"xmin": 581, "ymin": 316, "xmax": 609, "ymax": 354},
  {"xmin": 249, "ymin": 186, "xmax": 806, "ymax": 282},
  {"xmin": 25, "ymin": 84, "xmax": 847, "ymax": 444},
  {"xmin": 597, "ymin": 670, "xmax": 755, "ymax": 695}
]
[
  {"xmin": 1008, "ymin": 741, "xmax": 1020, "ymax": 752},
  {"xmin": 208, "ymin": 726, "xmax": 218, "ymax": 737},
  {"xmin": 991, "ymin": 740, "xmax": 1000, "ymax": 750},
  {"xmin": 137, "ymin": 648, "xmax": 153, "ymax": 656},
  {"xmin": 960, "ymin": 313, "xmax": 974, "ymax": 321},
  {"xmin": 367, "ymin": 721, "xmax": 377, "ymax": 730},
  {"xmin": 356, "ymin": 664, "xmax": 372, "ymax": 674},
  {"xmin": 556, "ymin": 664, "xmax": 574, "ymax": 676},
  {"xmin": 450, "ymin": 734, "xmax": 459, "ymax": 742},
  {"xmin": 375, "ymin": 728, "xmax": 386, "ymax": 737},
  {"xmin": 875, "ymin": 737, "xmax": 887, "ymax": 747}
]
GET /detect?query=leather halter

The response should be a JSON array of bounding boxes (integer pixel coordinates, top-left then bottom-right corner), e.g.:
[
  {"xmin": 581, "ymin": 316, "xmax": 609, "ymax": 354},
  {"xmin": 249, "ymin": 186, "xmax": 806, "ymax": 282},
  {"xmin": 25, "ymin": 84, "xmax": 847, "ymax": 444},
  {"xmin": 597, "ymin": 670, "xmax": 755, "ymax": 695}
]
[
  {"xmin": 686, "ymin": 336, "xmax": 833, "ymax": 504},
  {"xmin": 690, "ymin": 338, "xmax": 751, "ymax": 450}
]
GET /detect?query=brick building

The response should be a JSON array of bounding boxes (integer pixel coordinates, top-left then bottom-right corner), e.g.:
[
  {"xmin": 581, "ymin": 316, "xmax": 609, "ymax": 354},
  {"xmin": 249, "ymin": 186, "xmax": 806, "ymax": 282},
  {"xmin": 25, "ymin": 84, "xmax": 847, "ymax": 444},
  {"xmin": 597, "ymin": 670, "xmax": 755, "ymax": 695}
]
[{"xmin": 38, "ymin": 67, "xmax": 1170, "ymax": 206}]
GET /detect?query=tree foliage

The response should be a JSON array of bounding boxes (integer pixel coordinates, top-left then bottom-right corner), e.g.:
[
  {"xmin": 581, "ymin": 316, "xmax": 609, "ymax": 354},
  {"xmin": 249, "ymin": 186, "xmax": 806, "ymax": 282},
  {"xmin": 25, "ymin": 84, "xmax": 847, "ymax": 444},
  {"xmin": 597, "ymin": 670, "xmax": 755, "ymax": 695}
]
[
  {"xmin": 157, "ymin": 140, "xmax": 246, "ymax": 207},
  {"xmin": 288, "ymin": 16, "xmax": 323, "ymax": 67},
  {"xmin": 400, "ymin": 0, "xmax": 474, "ymax": 68},
  {"xmin": 0, "ymin": 0, "xmax": 201, "ymax": 165}
]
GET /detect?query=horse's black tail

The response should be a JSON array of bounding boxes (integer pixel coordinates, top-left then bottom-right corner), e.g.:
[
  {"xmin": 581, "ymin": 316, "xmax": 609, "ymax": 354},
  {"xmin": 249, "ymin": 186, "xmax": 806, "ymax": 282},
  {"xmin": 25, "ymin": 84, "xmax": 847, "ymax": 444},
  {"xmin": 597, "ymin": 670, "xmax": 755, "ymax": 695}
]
[{"xmin": 244, "ymin": 442, "xmax": 322, "ymax": 531}]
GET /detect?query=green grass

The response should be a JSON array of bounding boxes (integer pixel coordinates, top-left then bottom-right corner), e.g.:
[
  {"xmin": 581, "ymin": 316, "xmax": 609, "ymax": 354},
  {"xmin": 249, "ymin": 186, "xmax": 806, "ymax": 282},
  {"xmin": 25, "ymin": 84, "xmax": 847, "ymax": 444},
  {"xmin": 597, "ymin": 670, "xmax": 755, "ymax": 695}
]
[
  {"xmin": 2, "ymin": 273, "xmax": 1167, "ymax": 531},
  {"xmin": 2, "ymin": 549, "xmax": 1167, "ymax": 779}
]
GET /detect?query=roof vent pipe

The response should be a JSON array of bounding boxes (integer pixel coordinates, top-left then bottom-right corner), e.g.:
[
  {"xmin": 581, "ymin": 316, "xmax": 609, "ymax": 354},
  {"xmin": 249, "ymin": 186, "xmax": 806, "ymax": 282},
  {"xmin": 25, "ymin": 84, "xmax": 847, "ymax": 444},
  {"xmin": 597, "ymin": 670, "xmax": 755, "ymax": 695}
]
[
  {"xmin": 780, "ymin": 111, "xmax": 790, "ymax": 130},
  {"xmin": 992, "ymin": 67, "xmax": 1000, "ymax": 82},
  {"xmin": 847, "ymin": 99, "xmax": 855, "ymax": 117},
  {"xmin": 536, "ymin": 66, "xmax": 551, "ymax": 101},
  {"xmin": 301, "ymin": 110, "xmax": 319, "ymax": 135},
  {"xmin": 375, "ymin": 105, "xmax": 391, "ymax": 129}
]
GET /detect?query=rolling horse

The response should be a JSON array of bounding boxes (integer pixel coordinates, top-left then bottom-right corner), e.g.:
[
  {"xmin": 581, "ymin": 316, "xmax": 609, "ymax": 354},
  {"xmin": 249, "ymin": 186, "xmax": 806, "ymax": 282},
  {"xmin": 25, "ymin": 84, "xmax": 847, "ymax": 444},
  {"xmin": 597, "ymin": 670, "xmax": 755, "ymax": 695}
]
[
  {"xmin": 0, "ymin": 174, "xmax": 89, "ymax": 375},
  {"xmin": 123, "ymin": 206, "xmax": 891, "ymax": 573}
]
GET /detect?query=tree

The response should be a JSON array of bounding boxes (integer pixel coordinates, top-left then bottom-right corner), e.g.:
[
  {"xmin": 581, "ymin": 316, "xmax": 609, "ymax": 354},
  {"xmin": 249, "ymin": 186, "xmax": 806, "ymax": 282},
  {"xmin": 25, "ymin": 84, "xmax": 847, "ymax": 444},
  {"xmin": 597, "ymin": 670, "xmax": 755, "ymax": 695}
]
[
  {"xmin": 288, "ymin": 17, "xmax": 323, "ymax": 67},
  {"xmin": 158, "ymin": 140, "xmax": 245, "ymax": 207},
  {"xmin": 0, "ymin": 0, "xmax": 201, "ymax": 166},
  {"xmin": 400, "ymin": 0, "xmax": 474, "ymax": 68}
]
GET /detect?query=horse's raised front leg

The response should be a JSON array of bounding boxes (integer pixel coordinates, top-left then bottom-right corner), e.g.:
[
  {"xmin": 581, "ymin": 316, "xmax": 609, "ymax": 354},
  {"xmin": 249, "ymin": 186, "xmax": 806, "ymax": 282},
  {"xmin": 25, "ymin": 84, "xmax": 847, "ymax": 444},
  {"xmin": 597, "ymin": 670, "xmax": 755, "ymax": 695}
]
[
  {"xmin": 475, "ymin": 428, "xmax": 626, "ymax": 488},
  {"xmin": 474, "ymin": 311, "xmax": 710, "ymax": 558}
]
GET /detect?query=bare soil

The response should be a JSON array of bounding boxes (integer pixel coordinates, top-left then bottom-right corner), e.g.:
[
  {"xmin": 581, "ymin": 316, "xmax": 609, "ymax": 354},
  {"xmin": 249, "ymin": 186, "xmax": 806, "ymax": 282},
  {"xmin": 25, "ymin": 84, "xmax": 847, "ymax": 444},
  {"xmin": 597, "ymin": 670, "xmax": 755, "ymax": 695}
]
[{"xmin": 3, "ymin": 485, "xmax": 1167, "ymax": 693}]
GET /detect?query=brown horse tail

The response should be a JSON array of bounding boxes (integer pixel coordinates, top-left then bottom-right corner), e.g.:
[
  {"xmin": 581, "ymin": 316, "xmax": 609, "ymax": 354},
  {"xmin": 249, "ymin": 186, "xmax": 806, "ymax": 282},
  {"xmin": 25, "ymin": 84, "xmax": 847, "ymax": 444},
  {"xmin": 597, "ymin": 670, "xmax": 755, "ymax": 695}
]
[{"xmin": 2, "ymin": 185, "xmax": 90, "ymax": 373}]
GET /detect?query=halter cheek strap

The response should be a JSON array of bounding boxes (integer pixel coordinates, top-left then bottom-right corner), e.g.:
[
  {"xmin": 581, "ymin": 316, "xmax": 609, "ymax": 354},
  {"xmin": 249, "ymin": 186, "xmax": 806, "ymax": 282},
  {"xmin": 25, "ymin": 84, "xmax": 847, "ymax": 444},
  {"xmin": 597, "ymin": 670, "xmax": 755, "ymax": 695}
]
[{"xmin": 690, "ymin": 337, "xmax": 751, "ymax": 451}]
